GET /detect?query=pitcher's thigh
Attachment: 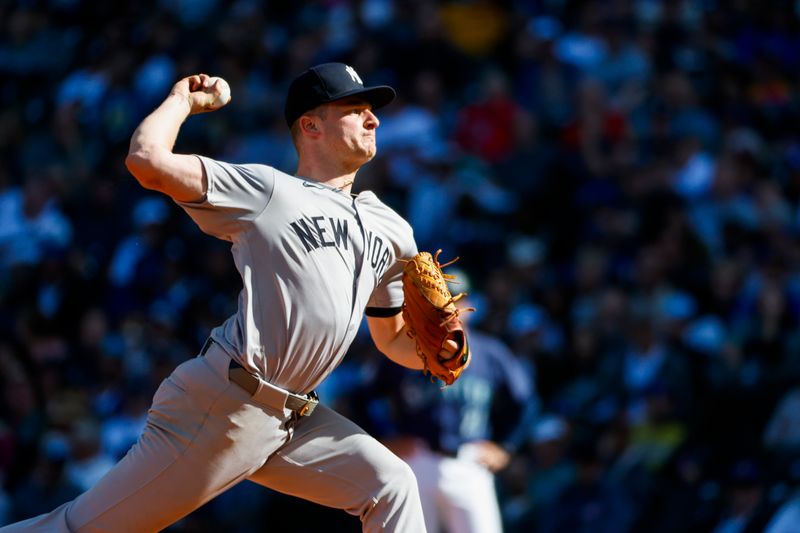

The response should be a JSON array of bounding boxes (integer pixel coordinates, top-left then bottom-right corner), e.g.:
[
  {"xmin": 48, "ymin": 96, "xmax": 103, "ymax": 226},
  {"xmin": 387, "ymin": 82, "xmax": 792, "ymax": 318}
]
[
  {"xmin": 248, "ymin": 405, "xmax": 425, "ymax": 532},
  {"xmin": 66, "ymin": 376, "xmax": 285, "ymax": 532}
]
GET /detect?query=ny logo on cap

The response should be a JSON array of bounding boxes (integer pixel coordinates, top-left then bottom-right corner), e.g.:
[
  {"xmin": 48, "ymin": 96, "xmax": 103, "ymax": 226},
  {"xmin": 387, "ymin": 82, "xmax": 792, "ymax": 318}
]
[{"xmin": 345, "ymin": 65, "xmax": 363, "ymax": 85}]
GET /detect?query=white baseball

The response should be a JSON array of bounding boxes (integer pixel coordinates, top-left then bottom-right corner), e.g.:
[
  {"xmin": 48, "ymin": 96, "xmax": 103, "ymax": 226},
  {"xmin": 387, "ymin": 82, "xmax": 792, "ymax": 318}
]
[{"xmin": 206, "ymin": 76, "xmax": 231, "ymax": 106}]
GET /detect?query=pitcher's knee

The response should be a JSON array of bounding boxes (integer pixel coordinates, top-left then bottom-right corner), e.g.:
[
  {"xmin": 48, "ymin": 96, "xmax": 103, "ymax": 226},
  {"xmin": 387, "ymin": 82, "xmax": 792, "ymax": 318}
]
[
  {"xmin": 378, "ymin": 456, "xmax": 420, "ymax": 503},
  {"xmin": 362, "ymin": 457, "xmax": 425, "ymax": 532}
]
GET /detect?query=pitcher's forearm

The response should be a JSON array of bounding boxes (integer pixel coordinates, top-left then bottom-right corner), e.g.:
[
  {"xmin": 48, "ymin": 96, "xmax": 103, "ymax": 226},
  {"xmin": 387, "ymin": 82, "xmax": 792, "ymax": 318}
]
[
  {"xmin": 128, "ymin": 93, "xmax": 191, "ymax": 158},
  {"xmin": 381, "ymin": 325, "xmax": 425, "ymax": 370},
  {"xmin": 124, "ymin": 93, "xmax": 206, "ymax": 201}
]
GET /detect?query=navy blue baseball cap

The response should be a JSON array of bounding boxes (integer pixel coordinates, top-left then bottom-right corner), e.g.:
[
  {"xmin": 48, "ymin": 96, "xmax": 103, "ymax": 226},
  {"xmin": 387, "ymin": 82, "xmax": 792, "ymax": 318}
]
[{"xmin": 284, "ymin": 63, "xmax": 396, "ymax": 127}]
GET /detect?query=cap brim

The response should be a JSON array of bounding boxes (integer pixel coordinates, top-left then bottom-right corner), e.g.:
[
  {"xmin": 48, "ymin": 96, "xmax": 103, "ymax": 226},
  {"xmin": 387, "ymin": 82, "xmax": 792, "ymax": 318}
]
[{"xmin": 329, "ymin": 85, "xmax": 396, "ymax": 111}]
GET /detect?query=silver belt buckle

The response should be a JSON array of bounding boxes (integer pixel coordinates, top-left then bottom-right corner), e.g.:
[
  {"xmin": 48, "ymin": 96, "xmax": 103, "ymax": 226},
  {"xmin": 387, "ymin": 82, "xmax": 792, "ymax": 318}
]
[
  {"xmin": 298, "ymin": 400, "xmax": 313, "ymax": 417},
  {"xmin": 297, "ymin": 391, "xmax": 319, "ymax": 416}
]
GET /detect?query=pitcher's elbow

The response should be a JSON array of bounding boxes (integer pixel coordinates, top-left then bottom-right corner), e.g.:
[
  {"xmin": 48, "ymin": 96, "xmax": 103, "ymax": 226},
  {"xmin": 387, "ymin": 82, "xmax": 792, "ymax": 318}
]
[{"xmin": 125, "ymin": 152, "xmax": 160, "ymax": 190}]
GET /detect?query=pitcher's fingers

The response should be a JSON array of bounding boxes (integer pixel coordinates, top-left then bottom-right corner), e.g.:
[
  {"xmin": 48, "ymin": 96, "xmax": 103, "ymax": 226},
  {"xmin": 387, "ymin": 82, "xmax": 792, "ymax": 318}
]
[{"xmin": 187, "ymin": 75, "xmax": 203, "ymax": 91}]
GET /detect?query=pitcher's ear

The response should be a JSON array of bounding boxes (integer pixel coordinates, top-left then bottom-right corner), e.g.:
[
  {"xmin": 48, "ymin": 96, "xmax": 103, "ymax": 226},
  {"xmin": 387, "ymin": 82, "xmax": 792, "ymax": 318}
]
[{"xmin": 299, "ymin": 115, "xmax": 319, "ymax": 133}]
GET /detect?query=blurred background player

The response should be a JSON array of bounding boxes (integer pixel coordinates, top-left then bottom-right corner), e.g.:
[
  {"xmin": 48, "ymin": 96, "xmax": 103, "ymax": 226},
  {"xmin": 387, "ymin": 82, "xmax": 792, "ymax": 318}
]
[{"xmin": 360, "ymin": 271, "xmax": 537, "ymax": 533}]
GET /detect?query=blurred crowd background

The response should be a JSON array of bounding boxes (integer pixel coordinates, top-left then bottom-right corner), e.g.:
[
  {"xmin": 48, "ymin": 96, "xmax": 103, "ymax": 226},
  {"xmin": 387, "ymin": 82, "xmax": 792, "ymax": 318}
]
[{"xmin": 4, "ymin": 0, "xmax": 800, "ymax": 531}]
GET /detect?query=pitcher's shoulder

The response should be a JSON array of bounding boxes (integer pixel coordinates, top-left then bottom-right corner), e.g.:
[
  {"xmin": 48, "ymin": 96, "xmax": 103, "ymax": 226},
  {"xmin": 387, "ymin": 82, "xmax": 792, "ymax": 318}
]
[
  {"xmin": 356, "ymin": 191, "xmax": 413, "ymax": 230},
  {"xmin": 356, "ymin": 191, "xmax": 411, "ymax": 227}
]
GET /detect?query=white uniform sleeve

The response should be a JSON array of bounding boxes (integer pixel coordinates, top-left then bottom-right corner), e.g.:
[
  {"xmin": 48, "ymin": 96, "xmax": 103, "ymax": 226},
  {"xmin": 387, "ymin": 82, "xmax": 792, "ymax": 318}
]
[
  {"xmin": 367, "ymin": 222, "xmax": 418, "ymax": 310},
  {"xmin": 175, "ymin": 156, "xmax": 275, "ymax": 241}
]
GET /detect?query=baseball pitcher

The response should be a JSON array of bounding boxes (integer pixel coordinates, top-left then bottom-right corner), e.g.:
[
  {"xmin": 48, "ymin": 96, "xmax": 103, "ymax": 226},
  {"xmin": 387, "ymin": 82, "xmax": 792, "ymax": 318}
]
[{"xmin": 1, "ymin": 63, "xmax": 470, "ymax": 532}]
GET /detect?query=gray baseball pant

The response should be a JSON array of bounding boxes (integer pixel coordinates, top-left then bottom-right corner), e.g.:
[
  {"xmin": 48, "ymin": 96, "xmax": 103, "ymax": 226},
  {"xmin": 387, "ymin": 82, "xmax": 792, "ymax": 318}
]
[{"xmin": 1, "ymin": 342, "xmax": 425, "ymax": 532}]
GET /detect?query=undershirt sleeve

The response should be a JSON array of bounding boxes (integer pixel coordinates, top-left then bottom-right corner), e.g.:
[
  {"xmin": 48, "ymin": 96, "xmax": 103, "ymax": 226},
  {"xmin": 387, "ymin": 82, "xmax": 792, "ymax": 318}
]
[{"xmin": 365, "ymin": 306, "xmax": 402, "ymax": 317}]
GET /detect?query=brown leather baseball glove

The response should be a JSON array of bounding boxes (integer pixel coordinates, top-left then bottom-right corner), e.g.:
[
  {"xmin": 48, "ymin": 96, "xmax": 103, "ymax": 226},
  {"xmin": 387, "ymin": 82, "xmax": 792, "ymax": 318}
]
[{"xmin": 402, "ymin": 250, "xmax": 472, "ymax": 385}]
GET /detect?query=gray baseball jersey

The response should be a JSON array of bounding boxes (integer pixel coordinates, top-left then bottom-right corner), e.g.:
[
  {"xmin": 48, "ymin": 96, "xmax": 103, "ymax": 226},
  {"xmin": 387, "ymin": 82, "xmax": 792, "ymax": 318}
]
[{"xmin": 176, "ymin": 155, "xmax": 417, "ymax": 394}]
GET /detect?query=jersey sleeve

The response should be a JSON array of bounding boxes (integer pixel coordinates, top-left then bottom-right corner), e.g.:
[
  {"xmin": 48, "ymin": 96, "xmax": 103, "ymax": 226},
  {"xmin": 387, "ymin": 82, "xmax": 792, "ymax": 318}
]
[
  {"xmin": 366, "ymin": 221, "xmax": 418, "ymax": 311},
  {"xmin": 175, "ymin": 156, "xmax": 275, "ymax": 241}
]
